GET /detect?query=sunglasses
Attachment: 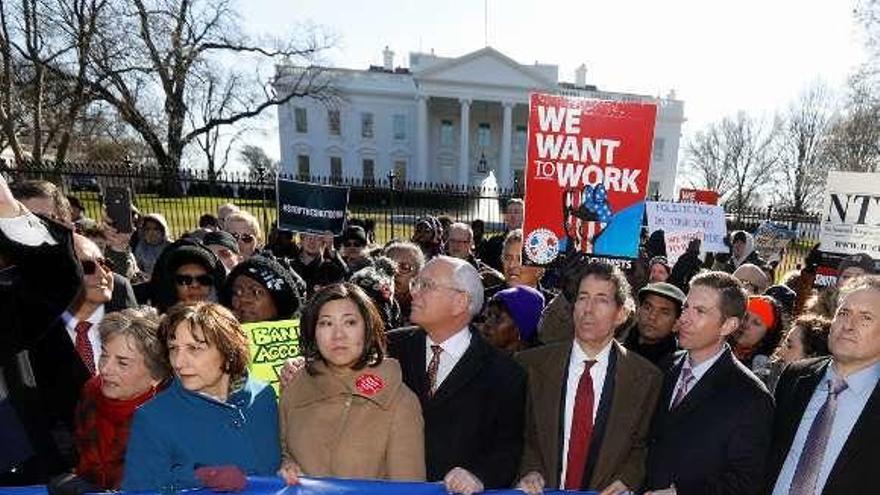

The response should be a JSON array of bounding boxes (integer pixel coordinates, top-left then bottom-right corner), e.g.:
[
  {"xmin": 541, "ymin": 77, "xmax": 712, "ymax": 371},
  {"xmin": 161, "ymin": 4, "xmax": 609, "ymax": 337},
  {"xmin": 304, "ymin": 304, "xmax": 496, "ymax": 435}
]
[
  {"xmin": 81, "ymin": 258, "xmax": 113, "ymax": 275},
  {"xmin": 343, "ymin": 241, "xmax": 365, "ymax": 248},
  {"xmin": 175, "ymin": 274, "xmax": 214, "ymax": 287},
  {"xmin": 230, "ymin": 232, "xmax": 255, "ymax": 244}
]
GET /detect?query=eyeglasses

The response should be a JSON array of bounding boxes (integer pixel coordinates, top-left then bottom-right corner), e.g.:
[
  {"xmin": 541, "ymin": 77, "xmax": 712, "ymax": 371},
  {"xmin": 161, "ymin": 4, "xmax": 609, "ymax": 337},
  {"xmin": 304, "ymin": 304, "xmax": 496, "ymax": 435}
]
[
  {"xmin": 232, "ymin": 286, "xmax": 268, "ymax": 299},
  {"xmin": 230, "ymin": 232, "xmax": 255, "ymax": 244},
  {"xmin": 409, "ymin": 276, "xmax": 465, "ymax": 294},
  {"xmin": 81, "ymin": 258, "xmax": 113, "ymax": 275},
  {"xmin": 343, "ymin": 241, "xmax": 365, "ymax": 248},
  {"xmin": 175, "ymin": 274, "xmax": 214, "ymax": 287}
]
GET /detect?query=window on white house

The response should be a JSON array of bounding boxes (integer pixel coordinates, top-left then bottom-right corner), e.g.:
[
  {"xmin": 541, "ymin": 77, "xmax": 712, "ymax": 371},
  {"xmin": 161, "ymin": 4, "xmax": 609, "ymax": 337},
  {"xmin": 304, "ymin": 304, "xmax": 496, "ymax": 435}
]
[
  {"xmin": 294, "ymin": 108, "xmax": 308, "ymax": 133},
  {"xmin": 330, "ymin": 156, "xmax": 342, "ymax": 182},
  {"xmin": 393, "ymin": 114, "xmax": 406, "ymax": 140},
  {"xmin": 328, "ymin": 110, "xmax": 341, "ymax": 135},
  {"xmin": 478, "ymin": 123, "xmax": 491, "ymax": 147},
  {"xmin": 440, "ymin": 120, "xmax": 454, "ymax": 146},
  {"xmin": 361, "ymin": 112, "xmax": 374, "ymax": 138}
]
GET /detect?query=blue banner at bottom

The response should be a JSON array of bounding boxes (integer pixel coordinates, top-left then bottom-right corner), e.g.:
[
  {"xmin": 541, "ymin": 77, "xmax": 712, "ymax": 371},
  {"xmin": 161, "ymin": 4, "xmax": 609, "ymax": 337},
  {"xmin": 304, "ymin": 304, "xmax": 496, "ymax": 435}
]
[{"xmin": 0, "ymin": 476, "xmax": 598, "ymax": 495}]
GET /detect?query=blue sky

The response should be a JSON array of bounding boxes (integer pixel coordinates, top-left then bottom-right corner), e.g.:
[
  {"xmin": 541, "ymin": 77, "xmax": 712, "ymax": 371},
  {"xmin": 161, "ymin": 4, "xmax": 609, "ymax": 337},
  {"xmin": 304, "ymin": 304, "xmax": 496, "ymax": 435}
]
[{"xmin": 238, "ymin": 0, "xmax": 867, "ymax": 165}]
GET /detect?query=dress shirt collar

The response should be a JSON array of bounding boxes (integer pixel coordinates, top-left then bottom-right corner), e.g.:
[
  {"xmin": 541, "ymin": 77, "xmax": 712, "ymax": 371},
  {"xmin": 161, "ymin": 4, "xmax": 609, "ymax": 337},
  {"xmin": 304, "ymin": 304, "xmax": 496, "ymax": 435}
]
[
  {"xmin": 570, "ymin": 338, "xmax": 614, "ymax": 369},
  {"xmin": 684, "ymin": 343, "xmax": 728, "ymax": 381},
  {"xmin": 829, "ymin": 359, "xmax": 880, "ymax": 397},
  {"xmin": 63, "ymin": 305, "xmax": 106, "ymax": 329},
  {"xmin": 427, "ymin": 326, "xmax": 472, "ymax": 359}
]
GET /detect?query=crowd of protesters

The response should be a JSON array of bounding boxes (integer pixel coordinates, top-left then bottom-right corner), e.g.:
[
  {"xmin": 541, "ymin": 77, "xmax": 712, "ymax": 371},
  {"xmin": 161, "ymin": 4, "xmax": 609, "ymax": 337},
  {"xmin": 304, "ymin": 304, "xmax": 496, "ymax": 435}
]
[{"xmin": 1, "ymin": 175, "xmax": 878, "ymax": 495}]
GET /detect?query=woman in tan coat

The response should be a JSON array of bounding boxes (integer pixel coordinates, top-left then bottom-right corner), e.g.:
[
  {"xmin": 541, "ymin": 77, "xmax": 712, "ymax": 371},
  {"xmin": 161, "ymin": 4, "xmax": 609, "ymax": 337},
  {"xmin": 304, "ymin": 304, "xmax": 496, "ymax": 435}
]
[{"xmin": 278, "ymin": 283, "xmax": 425, "ymax": 483}]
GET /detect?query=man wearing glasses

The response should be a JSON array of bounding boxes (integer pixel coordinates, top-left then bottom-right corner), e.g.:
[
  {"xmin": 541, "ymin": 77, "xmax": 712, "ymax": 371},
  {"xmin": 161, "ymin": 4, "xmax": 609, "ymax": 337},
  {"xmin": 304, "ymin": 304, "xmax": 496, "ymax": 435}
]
[{"xmin": 387, "ymin": 256, "xmax": 526, "ymax": 495}]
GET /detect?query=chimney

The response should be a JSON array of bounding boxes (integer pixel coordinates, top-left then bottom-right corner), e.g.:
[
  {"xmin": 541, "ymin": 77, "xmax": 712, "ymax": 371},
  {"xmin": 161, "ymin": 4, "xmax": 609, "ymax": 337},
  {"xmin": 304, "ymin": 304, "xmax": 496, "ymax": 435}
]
[
  {"xmin": 575, "ymin": 64, "xmax": 587, "ymax": 86},
  {"xmin": 383, "ymin": 46, "xmax": 394, "ymax": 71}
]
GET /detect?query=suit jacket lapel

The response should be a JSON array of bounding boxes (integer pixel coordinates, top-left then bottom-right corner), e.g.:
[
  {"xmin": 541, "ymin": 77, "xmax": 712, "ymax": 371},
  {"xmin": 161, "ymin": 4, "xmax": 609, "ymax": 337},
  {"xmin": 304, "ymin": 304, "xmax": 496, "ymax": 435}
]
[
  {"xmin": 427, "ymin": 330, "xmax": 486, "ymax": 407},
  {"xmin": 404, "ymin": 329, "xmax": 429, "ymax": 400},
  {"xmin": 590, "ymin": 342, "xmax": 638, "ymax": 487},
  {"xmin": 668, "ymin": 350, "xmax": 732, "ymax": 420},
  {"xmin": 826, "ymin": 370, "xmax": 880, "ymax": 486},
  {"xmin": 537, "ymin": 341, "xmax": 571, "ymax": 487}
]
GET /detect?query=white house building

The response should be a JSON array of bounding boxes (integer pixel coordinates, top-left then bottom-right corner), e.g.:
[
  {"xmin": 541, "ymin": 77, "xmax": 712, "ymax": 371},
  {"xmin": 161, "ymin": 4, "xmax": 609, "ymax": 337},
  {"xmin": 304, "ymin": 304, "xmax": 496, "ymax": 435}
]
[{"xmin": 274, "ymin": 47, "xmax": 685, "ymax": 198}]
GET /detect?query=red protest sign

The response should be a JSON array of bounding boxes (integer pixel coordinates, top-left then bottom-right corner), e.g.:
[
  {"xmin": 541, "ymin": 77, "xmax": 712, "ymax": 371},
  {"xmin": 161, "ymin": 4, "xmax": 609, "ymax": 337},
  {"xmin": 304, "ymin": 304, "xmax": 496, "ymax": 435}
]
[
  {"xmin": 522, "ymin": 93, "xmax": 657, "ymax": 265},
  {"xmin": 679, "ymin": 188, "xmax": 719, "ymax": 205}
]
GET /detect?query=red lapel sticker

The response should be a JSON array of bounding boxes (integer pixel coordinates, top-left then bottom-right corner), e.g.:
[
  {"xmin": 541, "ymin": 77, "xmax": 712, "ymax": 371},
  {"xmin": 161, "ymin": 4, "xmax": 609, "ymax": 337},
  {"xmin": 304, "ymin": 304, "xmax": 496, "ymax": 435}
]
[{"xmin": 355, "ymin": 373, "xmax": 385, "ymax": 396}]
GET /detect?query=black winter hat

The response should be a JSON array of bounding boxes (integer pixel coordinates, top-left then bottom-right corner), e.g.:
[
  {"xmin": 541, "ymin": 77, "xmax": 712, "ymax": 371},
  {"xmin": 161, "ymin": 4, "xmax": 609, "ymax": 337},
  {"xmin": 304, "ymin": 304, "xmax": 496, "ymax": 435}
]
[
  {"xmin": 203, "ymin": 230, "xmax": 240, "ymax": 254},
  {"xmin": 223, "ymin": 254, "xmax": 306, "ymax": 320}
]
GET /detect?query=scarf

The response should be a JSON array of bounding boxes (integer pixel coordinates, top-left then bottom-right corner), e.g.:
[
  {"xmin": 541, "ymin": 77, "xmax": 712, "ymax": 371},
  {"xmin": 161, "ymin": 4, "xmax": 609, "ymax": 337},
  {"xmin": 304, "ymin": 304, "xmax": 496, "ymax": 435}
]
[{"xmin": 75, "ymin": 376, "xmax": 161, "ymax": 489}]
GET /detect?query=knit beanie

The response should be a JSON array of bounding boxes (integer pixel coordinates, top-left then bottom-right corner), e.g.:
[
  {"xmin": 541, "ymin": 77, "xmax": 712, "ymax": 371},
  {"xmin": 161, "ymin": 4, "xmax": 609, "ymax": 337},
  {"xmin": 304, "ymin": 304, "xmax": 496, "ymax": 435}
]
[
  {"xmin": 492, "ymin": 286, "xmax": 545, "ymax": 343},
  {"xmin": 223, "ymin": 254, "xmax": 306, "ymax": 320}
]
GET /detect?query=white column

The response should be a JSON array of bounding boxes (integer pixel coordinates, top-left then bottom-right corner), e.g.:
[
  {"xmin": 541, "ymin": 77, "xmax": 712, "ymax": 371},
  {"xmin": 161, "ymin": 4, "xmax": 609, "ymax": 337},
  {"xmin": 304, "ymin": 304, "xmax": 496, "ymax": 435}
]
[
  {"xmin": 458, "ymin": 98, "xmax": 471, "ymax": 186},
  {"xmin": 500, "ymin": 101, "xmax": 514, "ymax": 189},
  {"xmin": 416, "ymin": 94, "xmax": 429, "ymax": 184}
]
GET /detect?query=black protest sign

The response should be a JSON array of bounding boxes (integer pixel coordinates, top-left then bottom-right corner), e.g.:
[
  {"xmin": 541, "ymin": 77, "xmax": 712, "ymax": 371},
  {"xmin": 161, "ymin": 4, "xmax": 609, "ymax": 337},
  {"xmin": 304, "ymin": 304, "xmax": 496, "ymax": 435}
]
[{"xmin": 277, "ymin": 179, "xmax": 349, "ymax": 234}]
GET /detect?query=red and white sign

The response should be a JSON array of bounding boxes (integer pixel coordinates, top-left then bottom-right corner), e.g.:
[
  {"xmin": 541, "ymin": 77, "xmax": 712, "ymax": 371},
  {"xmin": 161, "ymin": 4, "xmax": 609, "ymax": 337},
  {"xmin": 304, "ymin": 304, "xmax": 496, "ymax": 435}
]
[
  {"xmin": 355, "ymin": 373, "xmax": 385, "ymax": 396},
  {"xmin": 678, "ymin": 188, "xmax": 719, "ymax": 205},
  {"xmin": 523, "ymin": 93, "xmax": 657, "ymax": 264}
]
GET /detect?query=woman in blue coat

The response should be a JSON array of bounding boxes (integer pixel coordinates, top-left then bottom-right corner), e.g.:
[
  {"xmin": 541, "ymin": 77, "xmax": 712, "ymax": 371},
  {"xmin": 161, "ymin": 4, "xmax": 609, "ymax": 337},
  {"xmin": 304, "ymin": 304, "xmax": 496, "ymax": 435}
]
[{"xmin": 122, "ymin": 302, "xmax": 280, "ymax": 492}]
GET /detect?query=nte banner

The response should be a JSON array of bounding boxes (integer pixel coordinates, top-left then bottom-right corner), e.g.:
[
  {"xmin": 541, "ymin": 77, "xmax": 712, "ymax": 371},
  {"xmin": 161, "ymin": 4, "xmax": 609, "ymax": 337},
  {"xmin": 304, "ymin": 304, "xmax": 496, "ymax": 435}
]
[
  {"xmin": 522, "ymin": 93, "xmax": 657, "ymax": 265},
  {"xmin": 277, "ymin": 179, "xmax": 349, "ymax": 235},
  {"xmin": 820, "ymin": 171, "xmax": 880, "ymax": 258}
]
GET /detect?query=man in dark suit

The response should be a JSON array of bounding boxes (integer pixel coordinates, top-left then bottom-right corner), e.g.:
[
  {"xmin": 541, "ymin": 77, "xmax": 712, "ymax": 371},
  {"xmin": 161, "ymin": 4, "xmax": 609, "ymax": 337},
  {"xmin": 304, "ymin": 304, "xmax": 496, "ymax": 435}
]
[
  {"xmin": 516, "ymin": 261, "xmax": 662, "ymax": 495},
  {"xmin": 765, "ymin": 275, "xmax": 880, "ymax": 495},
  {"xmin": 387, "ymin": 255, "xmax": 525, "ymax": 495},
  {"xmin": 644, "ymin": 271, "xmax": 774, "ymax": 495},
  {"xmin": 1, "ymin": 176, "xmax": 81, "ymax": 484},
  {"xmin": 30, "ymin": 234, "xmax": 137, "ymax": 470}
]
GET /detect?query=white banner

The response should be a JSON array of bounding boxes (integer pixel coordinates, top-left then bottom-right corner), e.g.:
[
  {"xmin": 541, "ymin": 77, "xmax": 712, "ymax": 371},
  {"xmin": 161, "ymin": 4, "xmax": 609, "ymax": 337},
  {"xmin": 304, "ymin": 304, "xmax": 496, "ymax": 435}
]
[
  {"xmin": 820, "ymin": 171, "xmax": 880, "ymax": 257},
  {"xmin": 645, "ymin": 201, "xmax": 728, "ymax": 253}
]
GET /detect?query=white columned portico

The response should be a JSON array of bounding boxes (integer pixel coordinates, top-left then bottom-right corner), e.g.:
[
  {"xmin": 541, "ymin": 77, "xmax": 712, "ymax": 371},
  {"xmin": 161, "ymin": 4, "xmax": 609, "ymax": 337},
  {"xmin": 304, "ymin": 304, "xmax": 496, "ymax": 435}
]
[
  {"xmin": 416, "ymin": 94, "xmax": 429, "ymax": 183},
  {"xmin": 500, "ymin": 101, "xmax": 514, "ymax": 189},
  {"xmin": 458, "ymin": 98, "xmax": 471, "ymax": 186}
]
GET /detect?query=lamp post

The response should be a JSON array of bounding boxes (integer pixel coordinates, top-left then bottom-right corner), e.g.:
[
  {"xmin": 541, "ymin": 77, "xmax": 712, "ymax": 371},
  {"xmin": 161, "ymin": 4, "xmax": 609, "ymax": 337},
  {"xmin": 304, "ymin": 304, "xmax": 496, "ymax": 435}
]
[
  {"xmin": 387, "ymin": 169, "xmax": 397, "ymax": 239},
  {"xmin": 256, "ymin": 163, "xmax": 269, "ymax": 238}
]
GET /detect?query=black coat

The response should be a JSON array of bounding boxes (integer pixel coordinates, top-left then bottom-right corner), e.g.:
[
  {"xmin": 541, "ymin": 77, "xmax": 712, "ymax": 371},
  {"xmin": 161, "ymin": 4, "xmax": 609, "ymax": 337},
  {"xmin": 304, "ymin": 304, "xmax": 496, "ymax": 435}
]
[
  {"xmin": 386, "ymin": 326, "xmax": 526, "ymax": 488},
  {"xmin": 764, "ymin": 357, "xmax": 880, "ymax": 495},
  {"xmin": 644, "ymin": 349, "xmax": 774, "ymax": 495},
  {"xmin": 0, "ymin": 217, "xmax": 81, "ymax": 484}
]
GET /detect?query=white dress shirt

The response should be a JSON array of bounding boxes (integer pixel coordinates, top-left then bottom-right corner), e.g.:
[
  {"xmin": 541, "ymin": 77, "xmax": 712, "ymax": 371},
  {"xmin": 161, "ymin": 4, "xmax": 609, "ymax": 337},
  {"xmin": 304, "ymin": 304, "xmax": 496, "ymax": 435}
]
[
  {"xmin": 0, "ymin": 208, "xmax": 57, "ymax": 246},
  {"xmin": 669, "ymin": 344, "xmax": 728, "ymax": 409},
  {"xmin": 425, "ymin": 326, "xmax": 472, "ymax": 390},
  {"xmin": 559, "ymin": 338, "xmax": 613, "ymax": 486},
  {"xmin": 62, "ymin": 306, "xmax": 105, "ymax": 369}
]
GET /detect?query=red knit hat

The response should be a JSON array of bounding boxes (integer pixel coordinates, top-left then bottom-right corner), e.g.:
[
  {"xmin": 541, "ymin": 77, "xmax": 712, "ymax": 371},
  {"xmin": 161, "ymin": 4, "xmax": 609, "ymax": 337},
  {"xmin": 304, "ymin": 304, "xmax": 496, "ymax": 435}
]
[{"xmin": 747, "ymin": 295, "xmax": 776, "ymax": 330}]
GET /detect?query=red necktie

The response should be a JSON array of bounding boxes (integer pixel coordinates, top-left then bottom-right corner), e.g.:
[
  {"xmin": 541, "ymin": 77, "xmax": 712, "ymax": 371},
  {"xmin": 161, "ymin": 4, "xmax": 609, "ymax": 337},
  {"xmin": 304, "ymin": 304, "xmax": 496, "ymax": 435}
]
[
  {"xmin": 564, "ymin": 359, "xmax": 596, "ymax": 490},
  {"xmin": 74, "ymin": 320, "xmax": 96, "ymax": 375}
]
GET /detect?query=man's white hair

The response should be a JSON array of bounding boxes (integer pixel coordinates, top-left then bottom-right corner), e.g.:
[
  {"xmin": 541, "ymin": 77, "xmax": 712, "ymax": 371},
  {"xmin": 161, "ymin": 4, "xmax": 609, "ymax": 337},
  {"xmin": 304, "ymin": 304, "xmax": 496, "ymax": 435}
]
[
  {"xmin": 448, "ymin": 222, "xmax": 473, "ymax": 241},
  {"xmin": 432, "ymin": 255, "xmax": 484, "ymax": 317}
]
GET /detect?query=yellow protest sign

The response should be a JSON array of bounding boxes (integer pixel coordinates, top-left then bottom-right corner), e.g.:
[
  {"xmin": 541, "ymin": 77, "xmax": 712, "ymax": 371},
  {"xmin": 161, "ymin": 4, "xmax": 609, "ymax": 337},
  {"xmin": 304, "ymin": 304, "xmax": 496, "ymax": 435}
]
[{"xmin": 243, "ymin": 319, "xmax": 300, "ymax": 394}]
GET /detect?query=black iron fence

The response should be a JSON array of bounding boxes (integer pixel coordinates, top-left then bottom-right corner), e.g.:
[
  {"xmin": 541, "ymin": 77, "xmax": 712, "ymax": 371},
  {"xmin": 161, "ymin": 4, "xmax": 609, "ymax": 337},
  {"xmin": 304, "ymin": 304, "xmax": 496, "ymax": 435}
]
[{"xmin": 2, "ymin": 160, "xmax": 823, "ymax": 279}]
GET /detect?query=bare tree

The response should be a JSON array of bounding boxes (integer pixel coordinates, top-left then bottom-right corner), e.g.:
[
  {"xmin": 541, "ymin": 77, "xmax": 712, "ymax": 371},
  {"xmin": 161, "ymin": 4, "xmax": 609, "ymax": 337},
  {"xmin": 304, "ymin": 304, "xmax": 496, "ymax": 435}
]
[
  {"xmin": 684, "ymin": 112, "xmax": 780, "ymax": 210},
  {"xmin": 240, "ymin": 144, "xmax": 277, "ymax": 181},
  {"xmin": 824, "ymin": 77, "xmax": 880, "ymax": 174},
  {"xmin": 776, "ymin": 83, "xmax": 836, "ymax": 213},
  {"xmin": 42, "ymin": 0, "xmax": 334, "ymax": 190},
  {"xmin": 0, "ymin": 0, "xmax": 108, "ymax": 166}
]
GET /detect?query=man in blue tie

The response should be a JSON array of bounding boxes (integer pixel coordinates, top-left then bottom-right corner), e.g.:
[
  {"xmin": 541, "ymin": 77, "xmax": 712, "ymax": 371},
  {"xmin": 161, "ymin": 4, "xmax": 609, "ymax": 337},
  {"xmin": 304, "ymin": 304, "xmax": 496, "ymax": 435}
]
[
  {"xmin": 766, "ymin": 274, "xmax": 880, "ymax": 495},
  {"xmin": 644, "ymin": 271, "xmax": 774, "ymax": 495}
]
